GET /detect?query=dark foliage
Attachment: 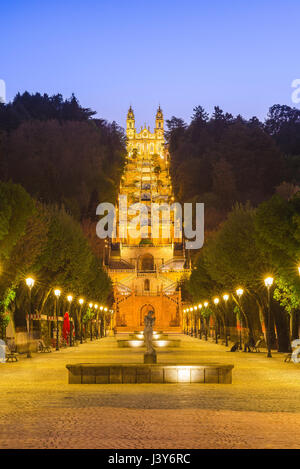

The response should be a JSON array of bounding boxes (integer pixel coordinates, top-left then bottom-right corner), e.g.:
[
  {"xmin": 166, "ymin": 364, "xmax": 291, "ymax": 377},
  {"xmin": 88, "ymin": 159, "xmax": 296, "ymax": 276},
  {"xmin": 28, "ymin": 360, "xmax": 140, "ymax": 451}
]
[
  {"xmin": 0, "ymin": 92, "xmax": 126, "ymax": 220},
  {"xmin": 167, "ymin": 105, "xmax": 286, "ymax": 232}
]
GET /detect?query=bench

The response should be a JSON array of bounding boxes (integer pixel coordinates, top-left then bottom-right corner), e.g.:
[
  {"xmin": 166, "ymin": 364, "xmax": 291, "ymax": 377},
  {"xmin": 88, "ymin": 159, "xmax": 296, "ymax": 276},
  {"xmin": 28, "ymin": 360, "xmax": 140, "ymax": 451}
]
[
  {"xmin": 38, "ymin": 340, "xmax": 52, "ymax": 353},
  {"xmin": 284, "ymin": 352, "xmax": 292, "ymax": 362},
  {"xmin": 6, "ymin": 343, "xmax": 18, "ymax": 362},
  {"xmin": 251, "ymin": 339, "xmax": 264, "ymax": 353}
]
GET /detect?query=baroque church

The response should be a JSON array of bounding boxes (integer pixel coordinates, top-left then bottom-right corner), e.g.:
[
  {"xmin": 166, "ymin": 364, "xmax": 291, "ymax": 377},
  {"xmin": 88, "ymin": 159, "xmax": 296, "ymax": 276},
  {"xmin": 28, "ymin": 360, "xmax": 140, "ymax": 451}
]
[{"xmin": 105, "ymin": 106, "xmax": 190, "ymax": 332}]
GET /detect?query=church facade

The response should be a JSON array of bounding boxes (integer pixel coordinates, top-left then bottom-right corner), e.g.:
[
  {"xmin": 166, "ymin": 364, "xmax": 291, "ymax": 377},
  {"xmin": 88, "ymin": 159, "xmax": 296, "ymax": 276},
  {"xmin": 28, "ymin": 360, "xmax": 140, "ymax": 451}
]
[{"xmin": 106, "ymin": 107, "xmax": 190, "ymax": 332}]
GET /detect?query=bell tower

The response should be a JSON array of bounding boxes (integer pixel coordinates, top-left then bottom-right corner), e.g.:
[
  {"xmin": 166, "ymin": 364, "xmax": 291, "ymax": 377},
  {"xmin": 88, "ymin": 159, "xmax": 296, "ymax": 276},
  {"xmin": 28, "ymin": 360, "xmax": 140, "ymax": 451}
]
[
  {"xmin": 126, "ymin": 106, "xmax": 135, "ymax": 139},
  {"xmin": 155, "ymin": 105, "xmax": 164, "ymax": 132}
]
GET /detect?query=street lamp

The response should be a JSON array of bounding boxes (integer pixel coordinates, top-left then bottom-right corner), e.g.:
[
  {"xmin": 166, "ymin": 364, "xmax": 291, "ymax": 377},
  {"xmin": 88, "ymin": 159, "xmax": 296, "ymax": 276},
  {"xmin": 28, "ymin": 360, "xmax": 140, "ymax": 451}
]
[
  {"xmin": 264, "ymin": 276, "xmax": 274, "ymax": 358},
  {"xmin": 236, "ymin": 288, "xmax": 244, "ymax": 350},
  {"xmin": 193, "ymin": 306, "xmax": 197, "ymax": 336},
  {"xmin": 104, "ymin": 307, "xmax": 108, "ymax": 336},
  {"xmin": 213, "ymin": 298, "xmax": 220, "ymax": 343},
  {"xmin": 189, "ymin": 308, "xmax": 193, "ymax": 336},
  {"xmin": 110, "ymin": 309, "xmax": 114, "ymax": 333},
  {"xmin": 54, "ymin": 289, "xmax": 61, "ymax": 351},
  {"xmin": 184, "ymin": 309, "xmax": 188, "ymax": 334},
  {"xmin": 26, "ymin": 277, "xmax": 35, "ymax": 288},
  {"xmin": 223, "ymin": 293, "xmax": 229, "ymax": 346},
  {"xmin": 25, "ymin": 277, "xmax": 35, "ymax": 358},
  {"xmin": 99, "ymin": 306, "xmax": 104, "ymax": 337},
  {"xmin": 198, "ymin": 304, "xmax": 202, "ymax": 339},
  {"xmin": 67, "ymin": 295, "xmax": 73, "ymax": 346},
  {"xmin": 89, "ymin": 303, "xmax": 94, "ymax": 341},
  {"xmin": 204, "ymin": 302, "xmax": 208, "ymax": 340},
  {"xmin": 78, "ymin": 298, "xmax": 84, "ymax": 344},
  {"xmin": 94, "ymin": 304, "xmax": 99, "ymax": 339}
]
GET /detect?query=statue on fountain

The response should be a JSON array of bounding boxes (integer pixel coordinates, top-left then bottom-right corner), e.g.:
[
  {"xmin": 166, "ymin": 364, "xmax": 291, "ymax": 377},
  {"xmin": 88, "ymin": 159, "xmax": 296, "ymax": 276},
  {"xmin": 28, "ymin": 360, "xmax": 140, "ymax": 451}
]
[{"xmin": 144, "ymin": 310, "xmax": 157, "ymax": 363}]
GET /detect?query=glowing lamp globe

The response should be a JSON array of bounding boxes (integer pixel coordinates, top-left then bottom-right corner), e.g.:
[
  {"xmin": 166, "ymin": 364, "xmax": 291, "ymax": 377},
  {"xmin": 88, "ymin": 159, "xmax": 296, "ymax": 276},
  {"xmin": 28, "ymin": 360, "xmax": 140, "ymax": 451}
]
[
  {"xmin": 264, "ymin": 277, "xmax": 274, "ymax": 288},
  {"xmin": 25, "ymin": 277, "xmax": 35, "ymax": 288}
]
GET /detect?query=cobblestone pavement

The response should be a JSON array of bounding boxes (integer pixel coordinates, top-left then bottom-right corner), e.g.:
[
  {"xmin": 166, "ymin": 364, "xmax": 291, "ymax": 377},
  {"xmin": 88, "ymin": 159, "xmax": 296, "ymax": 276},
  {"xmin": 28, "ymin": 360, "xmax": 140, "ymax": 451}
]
[{"xmin": 0, "ymin": 335, "xmax": 299, "ymax": 449}]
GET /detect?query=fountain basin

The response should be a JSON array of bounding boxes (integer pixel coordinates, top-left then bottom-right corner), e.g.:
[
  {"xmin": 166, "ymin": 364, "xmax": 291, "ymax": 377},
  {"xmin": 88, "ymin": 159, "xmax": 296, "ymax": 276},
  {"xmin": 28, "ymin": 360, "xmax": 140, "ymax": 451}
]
[
  {"xmin": 129, "ymin": 333, "xmax": 168, "ymax": 340},
  {"xmin": 117, "ymin": 339, "xmax": 181, "ymax": 348},
  {"xmin": 66, "ymin": 363, "xmax": 234, "ymax": 384}
]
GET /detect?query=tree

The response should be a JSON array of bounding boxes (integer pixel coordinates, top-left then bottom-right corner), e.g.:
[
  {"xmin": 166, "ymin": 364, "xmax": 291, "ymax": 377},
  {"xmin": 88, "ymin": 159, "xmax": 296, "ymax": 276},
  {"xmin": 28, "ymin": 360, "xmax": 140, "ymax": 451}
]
[
  {"xmin": 168, "ymin": 105, "xmax": 285, "ymax": 232},
  {"xmin": 265, "ymin": 104, "xmax": 300, "ymax": 156},
  {"xmin": 0, "ymin": 181, "xmax": 34, "ymax": 260},
  {"xmin": 212, "ymin": 158, "xmax": 237, "ymax": 209},
  {"xmin": 254, "ymin": 193, "xmax": 300, "ymax": 348},
  {"xmin": 2, "ymin": 119, "xmax": 125, "ymax": 219}
]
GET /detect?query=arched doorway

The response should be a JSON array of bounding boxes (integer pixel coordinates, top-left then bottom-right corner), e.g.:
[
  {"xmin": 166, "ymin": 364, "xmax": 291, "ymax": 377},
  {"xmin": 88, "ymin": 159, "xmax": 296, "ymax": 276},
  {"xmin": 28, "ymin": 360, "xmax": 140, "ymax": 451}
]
[
  {"xmin": 144, "ymin": 279, "xmax": 150, "ymax": 291},
  {"xmin": 140, "ymin": 304, "xmax": 155, "ymax": 326},
  {"xmin": 139, "ymin": 253, "xmax": 154, "ymax": 271}
]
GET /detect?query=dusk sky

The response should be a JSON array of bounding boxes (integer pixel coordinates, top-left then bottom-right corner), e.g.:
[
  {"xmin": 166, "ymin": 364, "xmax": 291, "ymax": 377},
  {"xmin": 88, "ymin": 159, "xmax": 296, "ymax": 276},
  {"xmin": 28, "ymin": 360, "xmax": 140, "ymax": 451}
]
[{"xmin": 2, "ymin": 0, "xmax": 299, "ymax": 128}]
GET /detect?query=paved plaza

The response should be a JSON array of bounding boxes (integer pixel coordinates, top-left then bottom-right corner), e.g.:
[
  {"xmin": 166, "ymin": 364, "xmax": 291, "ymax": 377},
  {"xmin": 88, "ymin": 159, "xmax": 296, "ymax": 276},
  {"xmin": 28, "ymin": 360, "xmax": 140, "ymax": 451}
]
[{"xmin": 0, "ymin": 335, "xmax": 300, "ymax": 449}]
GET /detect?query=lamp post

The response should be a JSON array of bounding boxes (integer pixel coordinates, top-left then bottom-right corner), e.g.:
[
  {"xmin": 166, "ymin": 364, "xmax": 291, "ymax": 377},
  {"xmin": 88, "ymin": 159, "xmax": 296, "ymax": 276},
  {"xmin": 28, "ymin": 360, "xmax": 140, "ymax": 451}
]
[
  {"xmin": 110, "ymin": 309, "xmax": 114, "ymax": 333},
  {"xmin": 193, "ymin": 306, "xmax": 197, "ymax": 337},
  {"xmin": 89, "ymin": 302, "xmax": 93, "ymax": 341},
  {"xmin": 94, "ymin": 304, "xmax": 99, "ymax": 339},
  {"xmin": 198, "ymin": 304, "xmax": 202, "ymax": 339},
  {"xmin": 213, "ymin": 298, "xmax": 220, "ymax": 344},
  {"xmin": 236, "ymin": 288, "xmax": 244, "ymax": 350},
  {"xmin": 104, "ymin": 307, "xmax": 108, "ymax": 336},
  {"xmin": 204, "ymin": 302, "xmax": 208, "ymax": 340},
  {"xmin": 264, "ymin": 277, "xmax": 274, "ymax": 358},
  {"xmin": 54, "ymin": 289, "xmax": 61, "ymax": 351},
  {"xmin": 223, "ymin": 294, "xmax": 229, "ymax": 346},
  {"xmin": 100, "ymin": 306, "xmax": 104, "ymax": 337},
  {"xmin": 67, "ymin": 295, "xmax": 73, "ymax": 346},
  {"xmin": 78, "ymin": 298, "xmax": 84, "ymax": 344},
  {"xmin": 25, "ymin": 277, "xmax": 35, "ymax": 358},
  {"xmin": 185, "ymin": 309, "xmax": 189, "ymax": 335}
]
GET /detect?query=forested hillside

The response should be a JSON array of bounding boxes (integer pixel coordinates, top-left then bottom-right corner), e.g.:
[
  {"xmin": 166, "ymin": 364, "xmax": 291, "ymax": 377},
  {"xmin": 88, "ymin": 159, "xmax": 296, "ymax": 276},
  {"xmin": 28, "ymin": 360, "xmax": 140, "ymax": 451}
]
[
  {"xmin": 167, "ymin": 104, "xmax": 300, "ymax": 232},
  {"xmin": 0, "ymin": 92, "xmax": 126, "ymax": 220},
  {"xmin": 172, "ymin": 104, "xmax": 300, "ymax": 351},
  {"xmin": 0, "ymin": 92, "xmax": 126, "ymax": 331}
]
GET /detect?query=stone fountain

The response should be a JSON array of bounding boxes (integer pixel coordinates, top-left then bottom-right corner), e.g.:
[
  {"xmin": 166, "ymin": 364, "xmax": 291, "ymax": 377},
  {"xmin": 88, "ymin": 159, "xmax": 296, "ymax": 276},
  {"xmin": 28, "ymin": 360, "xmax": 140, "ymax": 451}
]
[
  {"xmin": 66, "ymin": 311, "xmax": 234, "ymax": 384},
  {"xmin": 143, "ymin": 310, "xmax": 157, "ymax": 364}
]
